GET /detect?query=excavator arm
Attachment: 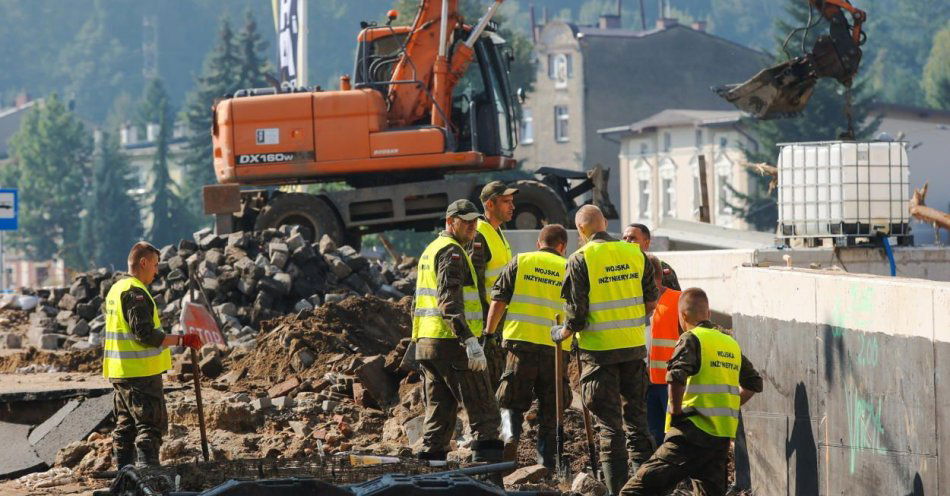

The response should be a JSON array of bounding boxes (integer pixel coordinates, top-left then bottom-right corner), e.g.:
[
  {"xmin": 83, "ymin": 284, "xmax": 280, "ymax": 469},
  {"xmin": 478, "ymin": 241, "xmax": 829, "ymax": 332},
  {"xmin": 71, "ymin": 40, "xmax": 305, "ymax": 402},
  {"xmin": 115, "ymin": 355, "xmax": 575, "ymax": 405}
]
[
  {"xmin": 715, "ymin": 0, "xmax": 867, "ymax": 120},
  {"xmin": 386, "ymin": 0, "xmax": 504, "ymax": 128}
]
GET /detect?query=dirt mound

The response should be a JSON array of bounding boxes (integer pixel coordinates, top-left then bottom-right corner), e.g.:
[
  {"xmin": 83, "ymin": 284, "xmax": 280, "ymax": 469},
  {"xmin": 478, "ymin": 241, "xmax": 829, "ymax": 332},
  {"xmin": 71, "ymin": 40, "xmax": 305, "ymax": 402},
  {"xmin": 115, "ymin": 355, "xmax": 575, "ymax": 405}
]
[
  {"xmin": 231, "ymin": 295, "xmax": 412, "ymax": 385},
  {"xmin": 0, "ymin": 347, "xmax": 102, "ymax": 373}
]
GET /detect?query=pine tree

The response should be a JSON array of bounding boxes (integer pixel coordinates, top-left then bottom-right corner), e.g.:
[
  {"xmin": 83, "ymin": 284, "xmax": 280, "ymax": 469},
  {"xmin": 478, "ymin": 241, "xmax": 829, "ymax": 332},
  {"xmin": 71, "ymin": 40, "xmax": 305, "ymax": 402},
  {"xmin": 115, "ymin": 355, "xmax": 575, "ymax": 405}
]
[
  {"xmin": 4, "ymin": 94, "xmax": 92, "ymax": 269},
  {"xmin": 732, "ymin": 0, "xmax": 881, "ymax": 231},
  {"xmin": 179, "ymin": 14, "xmax": 271, "ymax": 225},
  {"xmin": 179, "ymin": 17, "xmax": 243, "ymax": 223},
  {"xmin": 80, "ymin": 130, "xmax": 143, "ymax": 270},
  {"xmin": 137, "ymin": 78, "xmax": 193, "ymax": 247},
  {"xmin": 923, "ymin": 25, "xmax": 950, "ymax": 110}
]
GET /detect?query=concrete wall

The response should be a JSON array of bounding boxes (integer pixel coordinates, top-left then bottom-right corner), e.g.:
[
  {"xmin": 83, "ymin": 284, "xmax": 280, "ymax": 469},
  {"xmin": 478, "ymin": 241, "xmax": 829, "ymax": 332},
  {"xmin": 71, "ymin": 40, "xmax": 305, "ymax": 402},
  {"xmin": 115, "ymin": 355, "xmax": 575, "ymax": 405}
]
[
  {"xmin": 731, "ymin": 267, "xmax": 949, "ymax": 495},
  {"xmin": 657, "ymin": 247, "xmax": 950, "ymax": 318}
]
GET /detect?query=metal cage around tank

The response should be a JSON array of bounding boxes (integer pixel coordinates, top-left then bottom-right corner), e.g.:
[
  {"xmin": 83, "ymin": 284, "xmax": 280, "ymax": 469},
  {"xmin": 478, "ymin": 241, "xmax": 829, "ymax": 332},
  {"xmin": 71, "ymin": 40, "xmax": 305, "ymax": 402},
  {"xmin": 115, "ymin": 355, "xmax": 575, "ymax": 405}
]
[{"xmin": 776, "ymin": 140, "xmax": 912, "ymax": 247}]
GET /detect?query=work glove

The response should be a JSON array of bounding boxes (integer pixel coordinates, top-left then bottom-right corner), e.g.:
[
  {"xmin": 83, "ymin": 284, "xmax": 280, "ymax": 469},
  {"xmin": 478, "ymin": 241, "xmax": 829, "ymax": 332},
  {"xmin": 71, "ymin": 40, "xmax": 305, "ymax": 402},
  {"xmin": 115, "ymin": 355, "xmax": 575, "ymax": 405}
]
[
  {"xmin": 463, "ymin": 337, "xmax": 487, "ymax": 372},
  {"xmin": 550, "ymin": 325, "xmax": 569, "ymax": 343},
  {"xmin": 181, "ymin": 334, "xmax": 203, "ymax": 350}
]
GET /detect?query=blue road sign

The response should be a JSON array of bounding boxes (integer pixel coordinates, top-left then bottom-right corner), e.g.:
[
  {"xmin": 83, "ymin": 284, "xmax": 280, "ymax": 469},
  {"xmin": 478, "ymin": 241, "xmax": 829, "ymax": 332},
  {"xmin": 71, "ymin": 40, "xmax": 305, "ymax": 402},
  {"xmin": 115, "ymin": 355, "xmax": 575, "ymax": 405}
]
[{"xmin": 0, "ymin": 189, "xmax": 17, "ymax": 231}]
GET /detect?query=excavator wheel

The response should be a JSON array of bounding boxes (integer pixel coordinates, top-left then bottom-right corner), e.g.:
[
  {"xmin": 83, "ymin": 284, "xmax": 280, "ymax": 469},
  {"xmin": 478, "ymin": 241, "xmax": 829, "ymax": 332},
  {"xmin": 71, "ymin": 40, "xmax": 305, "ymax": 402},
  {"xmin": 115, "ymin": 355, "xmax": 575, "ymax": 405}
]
[
  {"xmin": 507, "ymin": 180, "xmax": 568, "ymax": 230},
  {"xmin": 254, "ymin": 193, "xmax": 344, "ymax": 245}
]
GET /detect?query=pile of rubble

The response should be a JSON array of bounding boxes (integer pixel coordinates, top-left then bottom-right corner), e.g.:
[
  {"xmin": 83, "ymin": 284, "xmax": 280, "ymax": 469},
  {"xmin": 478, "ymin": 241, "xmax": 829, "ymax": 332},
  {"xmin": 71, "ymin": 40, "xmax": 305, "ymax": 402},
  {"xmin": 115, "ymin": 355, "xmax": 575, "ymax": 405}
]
[{"xmin": 6, "ymin": 227, "xmax": 417, "ymax": 352}]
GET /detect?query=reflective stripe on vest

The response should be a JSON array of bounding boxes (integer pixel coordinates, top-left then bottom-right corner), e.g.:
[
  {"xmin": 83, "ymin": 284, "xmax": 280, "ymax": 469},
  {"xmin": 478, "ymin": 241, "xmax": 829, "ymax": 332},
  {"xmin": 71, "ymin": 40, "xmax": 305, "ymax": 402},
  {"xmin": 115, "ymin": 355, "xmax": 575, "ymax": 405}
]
[
  {"xmin": 649, "ymin": 289, "xmax": 682, "ymax": 384},
  {"xmin": 476, "ymin": 219, "xmax": 512, "ymax": 291},
  {"xmin": 573, "ymin": 240, "xmax": 647, "ymax": 351},
  {"xmin": 502, "ymin": 251, "xmax": 569, "ymax": 349},
  {"xmin": 412, "ymin": 236, "xmax": 484, "ymax": 340},
  {"xmin": 102, "ymin": 277, "xmax": 171, "ymax": 379},
  {"xmin": 665, "ymin": 326, "xmax": 742, "ymax": 438}
]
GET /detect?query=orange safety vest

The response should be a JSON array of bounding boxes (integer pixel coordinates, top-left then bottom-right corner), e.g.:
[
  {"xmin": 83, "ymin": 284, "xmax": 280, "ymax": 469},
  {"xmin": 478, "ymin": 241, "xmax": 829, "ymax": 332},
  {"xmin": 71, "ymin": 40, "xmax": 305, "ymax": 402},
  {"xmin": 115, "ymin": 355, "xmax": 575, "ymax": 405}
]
[{"xmin": 649, "ymin": 288, "xmax": 681, "ymax": 384}]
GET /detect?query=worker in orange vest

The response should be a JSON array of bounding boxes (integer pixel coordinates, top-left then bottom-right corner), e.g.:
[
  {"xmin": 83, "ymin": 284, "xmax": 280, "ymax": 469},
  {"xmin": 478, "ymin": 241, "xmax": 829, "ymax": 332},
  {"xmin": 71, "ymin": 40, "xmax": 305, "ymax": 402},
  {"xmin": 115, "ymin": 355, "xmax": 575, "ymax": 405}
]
[{"xmin": 644, "ymin": 254, "xmax": 681, "ymax": 447}]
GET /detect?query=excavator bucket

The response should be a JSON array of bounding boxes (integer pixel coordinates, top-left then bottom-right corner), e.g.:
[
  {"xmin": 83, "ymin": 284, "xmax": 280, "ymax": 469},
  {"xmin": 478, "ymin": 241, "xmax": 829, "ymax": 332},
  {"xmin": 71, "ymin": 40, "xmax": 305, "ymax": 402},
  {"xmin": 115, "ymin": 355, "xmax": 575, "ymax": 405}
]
[{"xmin": 714, "ymin": 57, "xmax": 817, "ymax": 119}]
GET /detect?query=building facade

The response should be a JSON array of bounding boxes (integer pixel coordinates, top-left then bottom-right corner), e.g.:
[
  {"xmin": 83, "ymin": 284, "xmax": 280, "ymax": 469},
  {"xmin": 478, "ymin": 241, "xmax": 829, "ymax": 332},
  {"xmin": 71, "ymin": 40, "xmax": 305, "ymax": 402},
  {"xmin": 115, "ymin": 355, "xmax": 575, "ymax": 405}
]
[
  {"xmin": 516, "ymin": 16, "xmax": 767, "ymax": 228},
  {"xmin": 599, "ymin": 109, "xmax": 757, "ymax": 230}
]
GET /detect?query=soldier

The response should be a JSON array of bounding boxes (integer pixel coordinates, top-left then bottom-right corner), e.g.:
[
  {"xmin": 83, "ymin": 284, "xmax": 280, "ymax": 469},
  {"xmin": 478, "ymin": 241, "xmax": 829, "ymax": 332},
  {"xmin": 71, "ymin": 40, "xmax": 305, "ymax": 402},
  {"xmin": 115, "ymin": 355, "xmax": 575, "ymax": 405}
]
[
  {"xmin": 643, "ymin": 254, "xmax": 682, "ymax": 449},
  {"xmin": 483, "ymin": 224, "xmax": 570, "ymax": 467},
  {"xmin": 551, "ymin": 205, "xmax": 659, "ymax": 495},
  {"xmin": 412, "ymin": 199, "xmax": 503, "ymax": 465},
  {"xmin": 470, "ymin": 181, "xmax": 518, "ymax": 390},
  {"xmin": 104, "ymin": 242, "xmax": 203, "ymax": 468},
  {"xmin": 622, "ymin": 223, "xmax": 680, "ymax": 291},
  {"xmin": 620, "ymin": 288, "xmax": 763, "ymax": 496}
]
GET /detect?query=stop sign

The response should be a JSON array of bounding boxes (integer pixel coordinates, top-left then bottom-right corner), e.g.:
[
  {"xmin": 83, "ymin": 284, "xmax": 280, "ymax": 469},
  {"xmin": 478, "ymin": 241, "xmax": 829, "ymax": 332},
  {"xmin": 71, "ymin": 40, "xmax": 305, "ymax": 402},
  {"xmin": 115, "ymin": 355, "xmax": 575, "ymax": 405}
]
[{"xmin": 180, "ymin": 302, "xmax": 227, "ymax": 348}]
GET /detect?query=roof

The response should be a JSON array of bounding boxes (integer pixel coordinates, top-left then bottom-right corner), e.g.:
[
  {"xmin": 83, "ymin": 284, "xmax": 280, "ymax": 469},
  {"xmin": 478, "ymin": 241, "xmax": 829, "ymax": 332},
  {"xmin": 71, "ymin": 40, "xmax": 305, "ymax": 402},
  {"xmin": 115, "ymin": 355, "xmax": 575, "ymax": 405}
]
[
  {"xmin": 0, "ymin": 100, "xmax": 39, "ymax": 158},
  {"xmin": 598, "ymin": 109, "xmax": 744, "ymax": 136},
  {"xmin": 869, "ymin": 102, "xmax": 950, "ymax": 122}
]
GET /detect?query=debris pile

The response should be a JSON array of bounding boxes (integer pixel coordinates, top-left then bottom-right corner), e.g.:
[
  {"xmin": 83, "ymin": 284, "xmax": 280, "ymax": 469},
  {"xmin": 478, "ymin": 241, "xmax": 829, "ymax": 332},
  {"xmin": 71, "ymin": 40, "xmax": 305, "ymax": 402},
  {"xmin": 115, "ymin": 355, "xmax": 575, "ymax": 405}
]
[{"xmin": 8, "ymin": 227, "xmax": 417, "ymax": 352}]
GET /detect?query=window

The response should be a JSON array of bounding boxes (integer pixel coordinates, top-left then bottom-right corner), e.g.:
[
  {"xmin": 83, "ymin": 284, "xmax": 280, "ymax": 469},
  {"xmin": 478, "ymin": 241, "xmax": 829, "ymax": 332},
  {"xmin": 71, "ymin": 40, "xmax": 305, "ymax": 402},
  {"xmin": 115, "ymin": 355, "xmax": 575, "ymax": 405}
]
[
  {"xmin": 550, "ymin": 53, "xmax": 572, "ymax": 89},
  {"xmin": 716, "ymin": 158, "xmax": 734, "ymax": 217},
  {"xmin": 695, "ymin": 129, "xmax": 703, "ymax": 148},
  {"xmin": 663, "ymin": 132, "xmax": 671, "ymax": 152},
  {"xmin": 719, "ymin": 136, "xmax": 728, "ymax": 148},
  {"xmin": 520, "ymin": 108, "xmax": 534, "ymax": 144},
  {"xmin": 554, "ymin": 106, "xmax": 569, "ymax": 142},
  {"xmin": 640, "ymin": 142, "xmax": 649, "ymax": 155},
  {"xmin": 636, "ymin": 163, "xmax": 652, "ymax": 221},
  {"xmin": 659, "ymin": 160, "xmax": 676, "ymax": 218}
]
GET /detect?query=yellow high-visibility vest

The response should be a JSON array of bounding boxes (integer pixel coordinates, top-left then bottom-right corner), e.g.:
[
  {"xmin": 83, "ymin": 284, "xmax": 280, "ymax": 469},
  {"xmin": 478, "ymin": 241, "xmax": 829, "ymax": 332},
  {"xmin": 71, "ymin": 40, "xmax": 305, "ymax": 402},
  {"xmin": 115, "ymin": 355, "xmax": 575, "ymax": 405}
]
[
  {"xmin": 102, "ymin": 277, "xmax": 171, "ymax": 379},
  {"xmin": 665, "ymin": 326, "xmax": 742, "ymax": 438},
  {"xmin": 573, "ymin": 240, "xmax": 647, "ymax": 351},
  {"xmin": 412, "ymin": 235, "xmax": 484, "ymax": 340},
  {"xmin": 502, "ymin": 250, "xmax": 569, "ymax": 349},
  {"xmin": 476, "ymin": 219, "xmax": 512, "ymax": 292}
]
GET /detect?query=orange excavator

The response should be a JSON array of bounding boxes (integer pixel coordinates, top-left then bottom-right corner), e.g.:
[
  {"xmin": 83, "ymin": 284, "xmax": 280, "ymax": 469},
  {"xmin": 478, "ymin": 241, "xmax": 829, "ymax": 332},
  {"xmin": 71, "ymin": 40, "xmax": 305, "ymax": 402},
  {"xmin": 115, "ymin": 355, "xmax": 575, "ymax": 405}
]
[
  {"xmin": 715, "ymin": 0, "xmax": 867, "ymax": 124},
  {"xmin": 205, "ymin": 0, "xmax": 615, "ymax": 247}
]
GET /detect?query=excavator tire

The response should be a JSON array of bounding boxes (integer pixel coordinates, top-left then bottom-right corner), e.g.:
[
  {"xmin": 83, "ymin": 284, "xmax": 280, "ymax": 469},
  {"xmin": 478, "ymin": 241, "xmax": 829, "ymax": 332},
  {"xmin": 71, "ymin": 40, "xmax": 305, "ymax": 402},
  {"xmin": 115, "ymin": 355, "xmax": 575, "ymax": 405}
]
[
  {"xmin": 507, "ymin": 179, "xmax": 568, "ymax": 229},
  {"xmin": 254, "ymin": 193, "xmax": 344, "ymax": 245}
]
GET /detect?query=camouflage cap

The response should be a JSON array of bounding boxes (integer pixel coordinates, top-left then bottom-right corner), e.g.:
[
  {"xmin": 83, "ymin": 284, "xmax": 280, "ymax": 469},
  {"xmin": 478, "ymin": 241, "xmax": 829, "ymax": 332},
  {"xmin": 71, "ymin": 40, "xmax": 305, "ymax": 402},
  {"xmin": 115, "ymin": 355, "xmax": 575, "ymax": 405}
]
[
  {"xmin": 479, "ymin": 181, "xmax": 519, "ymax": 203},
  {"xmin": 445, "ymin": 199, "xmax": 482, "ymax": 221}
]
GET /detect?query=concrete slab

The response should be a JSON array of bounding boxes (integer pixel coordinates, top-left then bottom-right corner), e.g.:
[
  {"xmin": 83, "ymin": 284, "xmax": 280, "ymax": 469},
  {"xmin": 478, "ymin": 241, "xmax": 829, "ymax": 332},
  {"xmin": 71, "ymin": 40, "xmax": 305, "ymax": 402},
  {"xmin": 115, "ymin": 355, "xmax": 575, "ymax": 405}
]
[
  {"xmin": 0, "ymin": 421, "xmax": 45, "ymax": 479},
  {"xmin": 29, "ymin": 394, "xmax": 113, "ymax": 465},
  {"xmin": 27, "ymin": 399, "xmax": 80, "ymax": 445}
]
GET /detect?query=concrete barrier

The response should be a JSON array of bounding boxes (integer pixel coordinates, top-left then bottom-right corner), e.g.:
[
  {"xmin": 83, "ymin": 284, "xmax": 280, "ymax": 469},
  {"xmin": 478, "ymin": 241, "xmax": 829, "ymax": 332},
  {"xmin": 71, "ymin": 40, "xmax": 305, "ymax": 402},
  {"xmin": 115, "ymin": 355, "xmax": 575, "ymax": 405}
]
[{"xmin": 731, "ymin": 267, "xmax": 950, "ymax": 495}]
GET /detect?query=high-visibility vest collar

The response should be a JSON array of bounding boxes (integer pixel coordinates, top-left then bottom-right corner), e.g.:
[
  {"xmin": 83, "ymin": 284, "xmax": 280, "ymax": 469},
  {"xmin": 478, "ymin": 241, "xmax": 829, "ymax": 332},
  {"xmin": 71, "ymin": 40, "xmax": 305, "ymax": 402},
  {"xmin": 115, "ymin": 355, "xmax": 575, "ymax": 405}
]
[
  {"xmin": 412, "ymin": 235, "xmax": 484, "ymax": 340},
  {"xmin": 102, "ymin": 277, "xmax": 171, "ymax": 379}
]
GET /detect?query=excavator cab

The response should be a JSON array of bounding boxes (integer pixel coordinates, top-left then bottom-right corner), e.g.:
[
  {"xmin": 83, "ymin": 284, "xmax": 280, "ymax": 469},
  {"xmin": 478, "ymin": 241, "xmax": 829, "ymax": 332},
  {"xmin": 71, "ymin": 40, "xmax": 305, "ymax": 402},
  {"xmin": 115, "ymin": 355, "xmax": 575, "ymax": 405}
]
[{"xmin": 353, "ymin": 26, "xmax": 517, "ymax": 158}]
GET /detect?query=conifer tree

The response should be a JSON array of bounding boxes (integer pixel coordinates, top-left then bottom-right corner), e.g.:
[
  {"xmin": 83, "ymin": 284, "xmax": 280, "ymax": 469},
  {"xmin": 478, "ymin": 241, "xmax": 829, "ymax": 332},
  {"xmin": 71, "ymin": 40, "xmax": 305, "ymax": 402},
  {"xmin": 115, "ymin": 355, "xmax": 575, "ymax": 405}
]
[{"xmin": 80, "ymin": 131, "xmax": 143, "ymax": 270}]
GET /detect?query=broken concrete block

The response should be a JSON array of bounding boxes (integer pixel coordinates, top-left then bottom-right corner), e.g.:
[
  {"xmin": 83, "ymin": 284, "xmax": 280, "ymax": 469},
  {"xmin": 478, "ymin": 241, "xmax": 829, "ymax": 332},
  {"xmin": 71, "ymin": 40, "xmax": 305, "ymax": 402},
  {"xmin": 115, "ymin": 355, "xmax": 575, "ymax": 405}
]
[
  {"xmin": 54, "ymin": 441, "xmax": 92, "ymax": 469},
  {"xmin": 571, "ymin": 471, "xmax": 608, "ymax": 496},
  {"xmin": 67, "ymin": 319, "xmax": 90, "ymax": 337},
  {"xmin": 199, "ymin": 354, "xmax": 224, "ymax": 379},
  {"xmin": 318, "ymin": 235, "xmax": 337, "ymax": 254},
  {"xmin": 250, "ymin": 397, "xmax": 272, "ymax": 411},
  {"xmin": 268, "ymin": 376, "xmax": 301, "ymax": 399},
  {"xmin": 1, "ymin": 333, "xmax": 22, "ymax": 349},
  {"xmin": 0, "ymin": 421, "xmax": 45, "ymax": 478},
  {"xmin": 273, "ymin": 272, "xmax": 293, "ymax": 295},
  {"xmin": 288, "ymin": 421, "xmax": 311, "ymax": 438},
  {"xmin": 30, "ymin": 394, "xmax": 113, "ymax": 466},
  {"xmin": 321, "ymin": 400, "xmax": 339, "ymax": 413},
  {"xmin": 403, "ymin": 416, "xmax": 425, "ymax": 445},
  {"xmin": 324, "ymin": 254, "xmax": 352, "ymax": 279},
  {"xmin": 294, "ymin": 299, "xmax": 313, "ymax": 313},
  {"xmin": 291, "ymin": 349, "xmax": 315, "ymax": 373},
  {"xmin": 324, "ymin": 293, "xmax": 346, "ymax": 305},
  {"xmin": 354, "ymin": 355, "xmax": 399, "ymax": 407},
  {"xmin": 39, "ymin": 334, "xmax": 63, "ymax": 350},
  {"xmin": 57, "ymin": 293, "xmax": 78, "ymax": 311},
  {"xmin": 504, "ymin": 464, "xmax": 548, "ymax": 486},
  {"xmin": 272, "ymin": 396, "xmax": 294, "ymax": 410}
]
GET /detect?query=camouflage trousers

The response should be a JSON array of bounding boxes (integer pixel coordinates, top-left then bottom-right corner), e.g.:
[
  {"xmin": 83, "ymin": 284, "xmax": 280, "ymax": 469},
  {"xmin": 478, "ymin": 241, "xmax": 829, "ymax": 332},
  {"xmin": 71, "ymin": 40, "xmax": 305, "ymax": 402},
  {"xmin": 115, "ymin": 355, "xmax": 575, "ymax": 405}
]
[
  {"xmin": 496, "ymin": 346, "xmax": 570, "ymax": 439},
  {"xmin": 620, "ymin": 434, "xmax": 729, "ymax": 496},
  {"xmin": 111, "ymin": 374, "xmax": 167, "ymax": 467},
  {"xmin": 418, "ymin": 356, "xmax": 501, "ymax": 456},
  {"xmin": 580, "ymin": 358, "xmax": 655, "ymax": 465},
  {"xmin": 484, "ymin": 331, "xmax": 506, "ymax": 391}
]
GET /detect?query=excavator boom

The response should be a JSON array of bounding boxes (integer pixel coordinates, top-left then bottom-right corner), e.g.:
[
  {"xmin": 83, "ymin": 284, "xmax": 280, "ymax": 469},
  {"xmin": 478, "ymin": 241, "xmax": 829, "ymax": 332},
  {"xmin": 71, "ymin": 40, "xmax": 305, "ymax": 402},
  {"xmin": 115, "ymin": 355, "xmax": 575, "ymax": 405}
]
[{"xmin": 715, "ymin": 0, "xmax": 866, "ymax": 120}]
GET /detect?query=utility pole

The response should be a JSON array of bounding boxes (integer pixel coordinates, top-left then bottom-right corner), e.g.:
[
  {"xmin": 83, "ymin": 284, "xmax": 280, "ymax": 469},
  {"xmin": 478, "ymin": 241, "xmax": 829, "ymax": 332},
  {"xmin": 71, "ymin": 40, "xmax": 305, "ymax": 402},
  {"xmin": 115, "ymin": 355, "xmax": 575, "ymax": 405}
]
[{"xmin": 698, "ymin": 154, "xmax": 711, "ymax": 223}]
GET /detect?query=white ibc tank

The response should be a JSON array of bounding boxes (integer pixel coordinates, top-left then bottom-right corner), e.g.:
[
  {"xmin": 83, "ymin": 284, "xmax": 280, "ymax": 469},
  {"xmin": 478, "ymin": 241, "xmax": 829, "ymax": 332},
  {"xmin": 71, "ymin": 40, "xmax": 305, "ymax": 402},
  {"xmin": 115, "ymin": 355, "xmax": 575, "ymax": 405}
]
[{"xmin": 777, "ymin": 141, "xmax": 909, "ymax": 238}]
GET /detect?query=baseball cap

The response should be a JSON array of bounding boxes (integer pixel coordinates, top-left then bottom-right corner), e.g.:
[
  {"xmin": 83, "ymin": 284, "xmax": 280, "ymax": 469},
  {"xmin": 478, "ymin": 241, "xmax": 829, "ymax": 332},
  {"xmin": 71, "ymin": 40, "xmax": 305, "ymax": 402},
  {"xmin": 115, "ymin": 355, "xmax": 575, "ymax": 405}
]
[
  {"xmin": 445, "ymin": 199, "xmax": 482, "ymax": 221},
  {"xmin": 479, "ymin": 181, "xmax": 519, "ymax": 203}
]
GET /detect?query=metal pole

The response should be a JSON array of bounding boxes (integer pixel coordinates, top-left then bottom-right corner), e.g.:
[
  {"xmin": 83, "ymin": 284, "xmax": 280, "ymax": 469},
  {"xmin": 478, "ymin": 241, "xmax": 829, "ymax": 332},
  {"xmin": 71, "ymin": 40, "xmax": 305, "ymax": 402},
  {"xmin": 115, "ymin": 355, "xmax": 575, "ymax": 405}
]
[
  {"xmin": 699, "ymin": 154, "xmax": 711, "ymax": 223},
  {"xmin": 191, "ymin": 347, "xmax": 210, "ymax": 462},
  {"xmin": 438, "ymin": 0, "xmax": 449, "ymax": 57},
  {"xmin": 297, "ymin": 0, "xmax": 308, "ymax": 88}
]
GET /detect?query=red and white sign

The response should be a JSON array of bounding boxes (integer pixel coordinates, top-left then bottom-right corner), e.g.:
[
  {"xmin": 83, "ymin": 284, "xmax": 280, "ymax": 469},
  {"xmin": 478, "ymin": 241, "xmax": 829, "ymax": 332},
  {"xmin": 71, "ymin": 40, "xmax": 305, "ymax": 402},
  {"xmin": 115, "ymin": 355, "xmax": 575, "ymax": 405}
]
[{"xmin": 180, "ymin": 302, "xmax": 227, "ymax": 348}]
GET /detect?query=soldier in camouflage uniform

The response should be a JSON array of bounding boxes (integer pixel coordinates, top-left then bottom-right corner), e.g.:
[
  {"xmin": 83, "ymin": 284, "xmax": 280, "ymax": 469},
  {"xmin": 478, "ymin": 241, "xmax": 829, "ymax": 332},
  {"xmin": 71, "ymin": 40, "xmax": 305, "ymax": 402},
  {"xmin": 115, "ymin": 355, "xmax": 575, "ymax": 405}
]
[
  {"xmin": 412, "ymin": 200, "xmax": 503, "ymax": 465},
  {"xmin": 552, "ymin": 206, "xmax": 659, "ymax": 495}
]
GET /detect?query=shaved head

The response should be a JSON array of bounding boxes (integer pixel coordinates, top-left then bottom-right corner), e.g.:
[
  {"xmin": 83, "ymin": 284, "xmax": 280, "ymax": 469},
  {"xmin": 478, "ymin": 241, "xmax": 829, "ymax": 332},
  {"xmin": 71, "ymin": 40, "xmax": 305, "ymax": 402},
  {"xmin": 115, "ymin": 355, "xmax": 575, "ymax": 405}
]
[
  {"xmin": 575, "ymin": 205, "xmax": 606, "ymax": 236},
  {"xmin": 678, "ymin": 287, "xmax": 710, "ymax": 328}
]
